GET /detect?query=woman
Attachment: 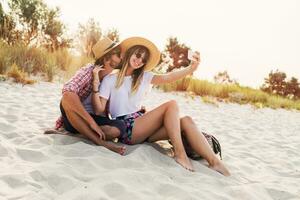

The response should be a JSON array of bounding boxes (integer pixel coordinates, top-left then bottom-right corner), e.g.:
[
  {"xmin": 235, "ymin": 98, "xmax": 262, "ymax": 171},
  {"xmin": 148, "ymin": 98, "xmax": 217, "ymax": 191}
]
[{"xmin": 91, "ymin": 37, "xmax": 230, "ymax": 175}]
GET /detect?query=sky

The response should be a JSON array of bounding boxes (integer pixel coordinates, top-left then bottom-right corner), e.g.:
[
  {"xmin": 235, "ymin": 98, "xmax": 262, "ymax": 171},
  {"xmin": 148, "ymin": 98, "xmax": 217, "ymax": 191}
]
[{"xmin": 39, "ymin": 0, "xmax": 300, "ymax": 87}]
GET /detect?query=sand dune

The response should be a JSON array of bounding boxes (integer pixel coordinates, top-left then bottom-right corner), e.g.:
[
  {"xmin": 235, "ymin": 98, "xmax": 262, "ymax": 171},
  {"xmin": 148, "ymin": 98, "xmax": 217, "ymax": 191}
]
[{"xmin": 1, "ymin": 81, "xmax": 300, "ymax": 200}]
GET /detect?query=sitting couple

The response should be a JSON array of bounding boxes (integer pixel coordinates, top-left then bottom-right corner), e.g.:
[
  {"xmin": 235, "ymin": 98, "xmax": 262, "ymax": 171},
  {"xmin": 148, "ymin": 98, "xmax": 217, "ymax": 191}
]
[{"xmin": 55, "ymin": 36, "xmax": 230, "ymax": 176}]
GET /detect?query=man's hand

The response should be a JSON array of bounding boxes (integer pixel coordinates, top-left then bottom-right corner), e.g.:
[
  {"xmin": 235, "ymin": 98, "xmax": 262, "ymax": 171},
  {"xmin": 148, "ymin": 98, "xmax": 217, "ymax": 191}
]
[
  {"xmin": 92, "ymin": 65, "xmax": 104, "ymax": 81},
  {"xmin": 92, "ymin": 65, "xmax": 105, "ymax": 90},
  {"xmin": 89, "ymin": 122, "xmax": 106, "ymax": 140}
]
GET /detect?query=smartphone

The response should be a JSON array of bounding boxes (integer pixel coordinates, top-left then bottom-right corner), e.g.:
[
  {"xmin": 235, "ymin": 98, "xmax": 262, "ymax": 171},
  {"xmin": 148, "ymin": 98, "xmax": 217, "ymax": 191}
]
[{"xmin": 188, "ymin": 50, "xmax": 195, "ymax": 61}]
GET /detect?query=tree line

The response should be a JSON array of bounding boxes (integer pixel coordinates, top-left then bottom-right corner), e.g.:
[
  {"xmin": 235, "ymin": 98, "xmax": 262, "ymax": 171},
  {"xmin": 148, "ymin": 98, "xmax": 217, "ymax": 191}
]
[
  {"xmin": 0, "ymin": 0, "xmax": 70, "ymax": 51},
  {"xmin": 1, "ymin": 0, "xmax": 299, "ymax": 99}
]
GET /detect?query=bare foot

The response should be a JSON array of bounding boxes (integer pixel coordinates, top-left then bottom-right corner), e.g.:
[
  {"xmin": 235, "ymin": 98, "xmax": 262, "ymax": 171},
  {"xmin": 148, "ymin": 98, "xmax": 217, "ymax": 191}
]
[
  {"xmin": 104, "ymin": 142, "xmax": 126, "ymax": 156},
  {"xmin": 209, "ymin": 160, "xmax": 231, "ymax": 176},
  {"xmin": 175, "ymin": 155, "xmax": 194, "ymax": 171},
  {"xmin": 116, "ymin": 146, "xmax": 126, "ymax": 155}
]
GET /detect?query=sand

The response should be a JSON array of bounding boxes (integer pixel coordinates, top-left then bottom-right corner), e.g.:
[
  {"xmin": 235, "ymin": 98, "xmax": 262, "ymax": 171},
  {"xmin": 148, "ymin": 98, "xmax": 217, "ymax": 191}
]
[{"xmin": 0, "ymin": 81, "xmax": 300, "ymax": 200}]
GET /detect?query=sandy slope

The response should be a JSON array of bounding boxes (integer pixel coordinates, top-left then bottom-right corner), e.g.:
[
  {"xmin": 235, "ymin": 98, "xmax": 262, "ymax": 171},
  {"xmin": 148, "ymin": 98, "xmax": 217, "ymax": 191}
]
[{"xmin": 0, "ymin": 81, "xmax": 300, "ymax": 200}]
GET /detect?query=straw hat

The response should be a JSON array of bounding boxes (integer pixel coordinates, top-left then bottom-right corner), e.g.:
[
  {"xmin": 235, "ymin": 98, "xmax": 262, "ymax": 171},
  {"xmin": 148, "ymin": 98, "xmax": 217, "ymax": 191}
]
[
  {"xmin": 120, "ymin": 37, "xmax": 161, "ymax": 71},
  {"xmin": 92, "ymin": 37, "xmax": 120, "ymax": 60}
]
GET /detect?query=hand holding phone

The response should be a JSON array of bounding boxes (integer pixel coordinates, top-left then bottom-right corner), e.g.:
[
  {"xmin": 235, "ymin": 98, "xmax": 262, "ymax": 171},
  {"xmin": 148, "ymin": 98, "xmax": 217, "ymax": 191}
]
[
  {"xmin": 187, "ymin": 50, "xmax": 201, "ymax": 71},
  {"xmin": 188, "ymin": 50, "xmax": 196, "ymax": 61}
]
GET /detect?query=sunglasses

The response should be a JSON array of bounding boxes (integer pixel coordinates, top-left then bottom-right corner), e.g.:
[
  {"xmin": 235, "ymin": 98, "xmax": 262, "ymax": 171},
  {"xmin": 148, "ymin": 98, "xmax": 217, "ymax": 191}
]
[{"xmin": 134, "ymin": 52, "xmax": 148, "ymax": 64}]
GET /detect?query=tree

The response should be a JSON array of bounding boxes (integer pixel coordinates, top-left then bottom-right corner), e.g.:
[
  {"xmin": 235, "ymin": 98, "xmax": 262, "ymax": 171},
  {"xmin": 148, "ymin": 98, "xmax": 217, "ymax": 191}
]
[
  {"xmin": 42, "ymin": 7, "xmax": 71, "ymax": 51},
  {"xmin": 285, "ymin": 77, "xmax": 300, "ymax": 99},
  {"xmin": 262, "ymin": 70, "xmax": 300, "ymax": 99},
  {"xmin": 104, "ymin": 28, "xmax": 120, "ymax": 42},
  {"xmin": 8, "ymin": 0, "xmax": 44, "ymax": 45},
  {"xmin": 2, "ymin": 0, "xmax": 71, "ymax": 49},
  {"xmin": 163, "ymin": 37, "xmax": 190, "ymax": 72},
  {"xmin": 214, "ymin": 71, "xmax": 237, "ymax": 84},
  {"xmin": 0, "ymin": 2, "xmax": 20, "ymax": 44},
  {"xmin": 261, "ymin": 70, "xmax": 287, "ymax": 96},
  {"xmin": 0, "ymin": 2, "xmax": 4, "ymax": 26},
  {"xmin": 76, "ymin": 18, "xmax": 101, "ymax": 57}
]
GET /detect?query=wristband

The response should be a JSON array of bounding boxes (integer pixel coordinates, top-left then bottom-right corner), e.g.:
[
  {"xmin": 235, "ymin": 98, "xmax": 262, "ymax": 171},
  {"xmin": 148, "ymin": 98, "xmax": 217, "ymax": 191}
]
[{"xmin": 92, "ymin": 90, "xmax": 99, "ymax": 93}]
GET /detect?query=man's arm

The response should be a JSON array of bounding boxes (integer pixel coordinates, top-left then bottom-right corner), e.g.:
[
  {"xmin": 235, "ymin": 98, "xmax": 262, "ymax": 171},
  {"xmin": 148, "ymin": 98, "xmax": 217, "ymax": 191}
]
[
  {"xmin": 61, "ymin": 64, "xmax": 105, "ymax": 139},
  {"xmin": 61, "ymin": 91, "xmax": 106, "ymax": 140},
  {"xmin": 61, "ymin": 92, "xmax": 95, "ymax": 125},
  {"xmin": 61, "ymin": 65, "xmax": 96, "ymax": 125}
]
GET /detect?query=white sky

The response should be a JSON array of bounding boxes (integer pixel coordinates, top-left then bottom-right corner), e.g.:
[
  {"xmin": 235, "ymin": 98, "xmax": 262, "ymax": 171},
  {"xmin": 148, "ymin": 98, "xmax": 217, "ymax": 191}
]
[{"xmin": 43, "ymin": 0, "xmax": 299, "ymax": 87}]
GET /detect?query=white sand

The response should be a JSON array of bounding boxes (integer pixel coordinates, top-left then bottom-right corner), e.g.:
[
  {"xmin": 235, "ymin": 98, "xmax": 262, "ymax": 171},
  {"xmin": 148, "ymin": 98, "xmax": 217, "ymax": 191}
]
[{"xmin": 1, "ymin": 81, "xmax": 300, "ymax": 200}]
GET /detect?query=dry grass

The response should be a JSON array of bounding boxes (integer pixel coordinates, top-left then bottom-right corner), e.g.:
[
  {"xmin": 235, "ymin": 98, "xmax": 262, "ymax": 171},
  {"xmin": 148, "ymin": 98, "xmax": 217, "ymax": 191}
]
[
  {"xmin": 63, "ymin": 55, "xmax": 93, "ymax": 80},
  {"xmin": 201, "ymin": 96, "xmax": 219, "ymax": 107},
  {"xmin": 7, "ymin": 63, "xmax": 36, "ymax": 85},
  {"xmin": 0, "ymin": 41, "xmax": 91, "ymax": 82},
  {"xmin": 159, "ymin": 76, "xmax": 300, "ymax": 111}
]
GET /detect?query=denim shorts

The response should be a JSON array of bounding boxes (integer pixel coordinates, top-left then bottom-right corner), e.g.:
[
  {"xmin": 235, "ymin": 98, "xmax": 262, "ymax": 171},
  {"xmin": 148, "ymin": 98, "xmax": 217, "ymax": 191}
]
[
  {"xmin": 116, "ymin": 111, "xmax": 144, "ymax": 145},
  {"xmin": 60, "ymin": 102, "xmax": 126, "ymax": 136}
]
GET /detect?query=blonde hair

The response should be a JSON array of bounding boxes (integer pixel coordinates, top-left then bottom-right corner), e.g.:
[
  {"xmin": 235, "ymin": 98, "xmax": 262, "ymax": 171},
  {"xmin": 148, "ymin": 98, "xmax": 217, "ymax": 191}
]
[{"xmin": 115, "ymin": 45, "xmax": 150, "ymax": 94}]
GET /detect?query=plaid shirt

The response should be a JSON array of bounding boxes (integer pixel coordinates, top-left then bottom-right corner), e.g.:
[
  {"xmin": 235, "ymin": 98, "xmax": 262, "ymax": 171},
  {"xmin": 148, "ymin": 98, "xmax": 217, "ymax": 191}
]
[{"xmin": 55, "ymin": 63, "xmax": 95, "ymax": 130}]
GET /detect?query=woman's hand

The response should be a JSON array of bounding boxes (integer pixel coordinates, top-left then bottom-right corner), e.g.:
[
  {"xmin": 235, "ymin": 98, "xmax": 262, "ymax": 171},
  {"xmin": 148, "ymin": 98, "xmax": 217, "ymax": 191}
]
[{"xmin": 190, "ymin": 51, "xmax": 201, "ymax": 72}]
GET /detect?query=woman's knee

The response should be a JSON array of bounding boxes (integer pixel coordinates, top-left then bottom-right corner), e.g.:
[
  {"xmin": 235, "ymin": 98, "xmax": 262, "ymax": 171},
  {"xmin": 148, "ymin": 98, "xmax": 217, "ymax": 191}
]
[
  {"xmin": 110, "ymin": 127, "xmax": 121, "ymax": 137},
  {"xmin": 181, "ymin": 115, "xmax": 194, "ymax": 125},
  {"xmin": 101, "ymin": 125, "xmax": 120, "ymax": 139},
  {"xmin": 166, "ymin": 100, "xmax": 179, "ymax": 111}
]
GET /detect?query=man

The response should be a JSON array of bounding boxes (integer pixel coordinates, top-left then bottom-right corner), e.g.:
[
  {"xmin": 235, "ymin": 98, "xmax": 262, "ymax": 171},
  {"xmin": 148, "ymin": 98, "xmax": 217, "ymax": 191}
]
[{"xmin": 55, "ymin": 37, "xmax": 127, "ymax": 154}]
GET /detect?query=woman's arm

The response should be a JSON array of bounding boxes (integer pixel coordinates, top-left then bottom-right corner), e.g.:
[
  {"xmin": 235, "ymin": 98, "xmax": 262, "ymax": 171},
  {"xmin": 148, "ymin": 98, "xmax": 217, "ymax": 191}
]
[
  {"xmin": 91, "ymin": 66, "xmax": 108, "ymax": 115},
  {"xmin": 151, "ymin": 52, "xmax": 200, "ymax": 85}
]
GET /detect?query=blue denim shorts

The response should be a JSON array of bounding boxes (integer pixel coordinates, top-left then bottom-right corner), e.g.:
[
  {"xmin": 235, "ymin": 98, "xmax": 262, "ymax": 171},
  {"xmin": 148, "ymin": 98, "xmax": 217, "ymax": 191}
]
[
  {"xmin": 116, "ymin": 111, "xmax": 144, "ymax": 145},
  {"xmin": 60, "ymin": 102, "xmax": 126, "ymax": 136}
]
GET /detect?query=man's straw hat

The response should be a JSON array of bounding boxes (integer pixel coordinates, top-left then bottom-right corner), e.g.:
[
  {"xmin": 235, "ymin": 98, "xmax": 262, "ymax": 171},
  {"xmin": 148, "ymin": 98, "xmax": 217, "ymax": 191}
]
[{"xmin": 92, "ymin": 37, "xmax": 120, "ymax": 60}]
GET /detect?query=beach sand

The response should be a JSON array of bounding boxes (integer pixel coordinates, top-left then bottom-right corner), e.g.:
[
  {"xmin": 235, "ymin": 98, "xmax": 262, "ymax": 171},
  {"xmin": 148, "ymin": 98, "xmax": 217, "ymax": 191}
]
[{"xmin": 1, "ymin": 81, "xmax": 300, "ymax": 200}]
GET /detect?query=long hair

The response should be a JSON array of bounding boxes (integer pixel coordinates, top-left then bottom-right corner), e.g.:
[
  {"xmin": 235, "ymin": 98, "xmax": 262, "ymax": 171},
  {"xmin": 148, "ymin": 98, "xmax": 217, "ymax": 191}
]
[{"xmin": 115, "ymin": 45, "xmax": 150, "ymax": 94}]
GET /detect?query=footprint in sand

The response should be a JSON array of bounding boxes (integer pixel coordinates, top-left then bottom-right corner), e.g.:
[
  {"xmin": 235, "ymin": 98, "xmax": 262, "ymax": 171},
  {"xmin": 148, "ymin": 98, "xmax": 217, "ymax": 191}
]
[
  {"xmin": 1, "ymin": 131, "xmax": 20, "ymax": 140},
  {"xmin": 0, "ymin": 143, "xmax": 8, "ymax": 157},
  {"xmin": 266, "ymin": 188, "xmax": 299, "ymax": 200},
  {"xmin": 156, "ymin": 183, "xmax": 191, "ymax": 199},
  {"xmin": 0, "ymin": 122, "xmax": 15, "ymax": 132},
  {"xmin": 16, "ymin": 148, "xmax": 48, "ymax": 162},
  {"xmin": 103, "ymin": 182, "xmax": 126, "ymax": 198},
  {"xmin": 63, "ymin": 158, "xmax": 98, "ymax": 174},
  {"xmin": 2, "ymin": 114, "xmax": 18, "ymax": 123},
  {"xmin": 46, "ymin": 174, "xmax": 76, "ymax": 195},
  {"xmin": 0, "ymin": 175, "xmax": 27, "ymax": 190}
]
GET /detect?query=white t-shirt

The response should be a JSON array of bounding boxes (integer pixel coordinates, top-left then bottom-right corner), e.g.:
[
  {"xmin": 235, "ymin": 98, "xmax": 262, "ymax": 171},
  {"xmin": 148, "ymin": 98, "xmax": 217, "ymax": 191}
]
[{"xmin": 99, "ymin": 72, "xmax": 154, "ymax": 118}]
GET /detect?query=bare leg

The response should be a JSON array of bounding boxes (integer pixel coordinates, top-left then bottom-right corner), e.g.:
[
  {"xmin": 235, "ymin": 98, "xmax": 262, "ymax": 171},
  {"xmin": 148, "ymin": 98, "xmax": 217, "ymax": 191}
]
[
  {"xmin": 100, "ymin": 125, "xmax": 121, "ymax": 141},
  {"xmin": 147, "ymin": 116, "xmax": 230, "ymax": 176},
  {"xmin": 132, "ymin": 100, "xmax": 193, "ymax": 171},
  {"xmin": 180, "ymin": 116, "xmax": 230, "ymax": 176},
  {"xmin": 64, "ymin": 110, "xmax": 126, "ymax": 155}
]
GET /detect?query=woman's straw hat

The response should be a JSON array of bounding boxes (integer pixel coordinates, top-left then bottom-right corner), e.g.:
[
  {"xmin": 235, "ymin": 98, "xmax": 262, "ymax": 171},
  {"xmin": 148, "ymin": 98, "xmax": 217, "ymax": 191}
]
[{"xmin": 120, "ymin": 37, "xmax": 161, "ymax": 71}]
